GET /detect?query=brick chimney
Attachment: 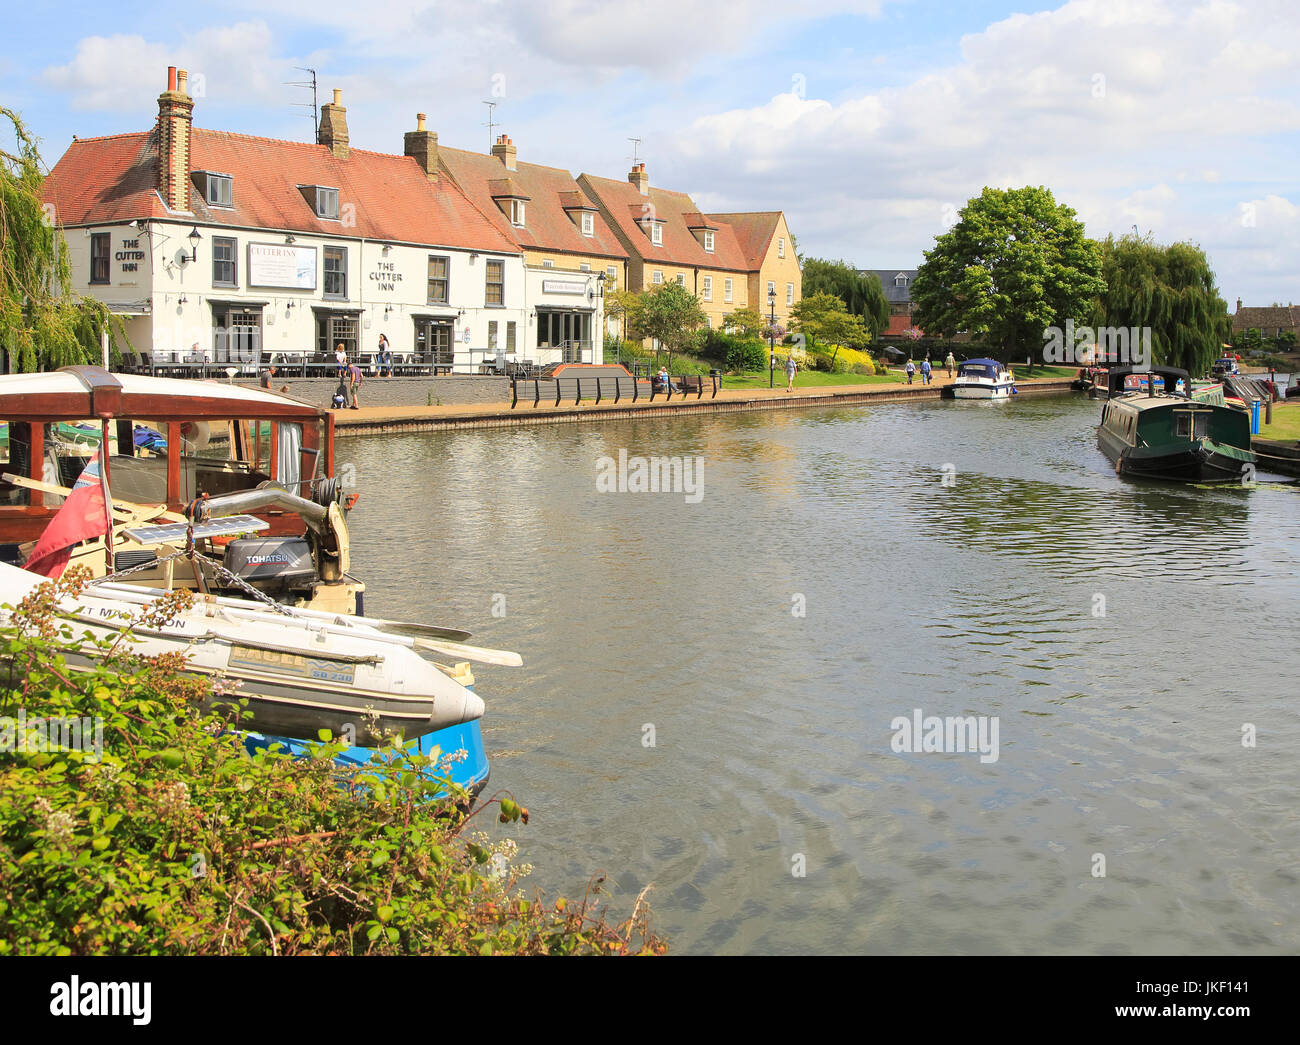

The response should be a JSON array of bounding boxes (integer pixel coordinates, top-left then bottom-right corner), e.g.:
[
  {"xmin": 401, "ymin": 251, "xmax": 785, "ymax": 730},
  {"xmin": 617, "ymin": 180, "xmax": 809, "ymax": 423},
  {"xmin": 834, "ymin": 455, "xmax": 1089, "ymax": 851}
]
[
  {"xmin": 319, "ymin": 88, "xmax": 349, "ymax": 160},
  {"xmin": 628, "ymin": 162, "xmax": 649, "ymax": 196},
  {"xmin": 1236, "ymin": 297, "xmax": 1242, "ymax": 312},
  {"xmin": 491, "ymin": 133, "xmax": 517, "ymax": 171},
  {"xmin": 156, "ymin": 66, "xmax": 194, "ymax": 212},
  {"xmin": 404, "ymin": 113, "xmax": 439, "ymax": 182}
]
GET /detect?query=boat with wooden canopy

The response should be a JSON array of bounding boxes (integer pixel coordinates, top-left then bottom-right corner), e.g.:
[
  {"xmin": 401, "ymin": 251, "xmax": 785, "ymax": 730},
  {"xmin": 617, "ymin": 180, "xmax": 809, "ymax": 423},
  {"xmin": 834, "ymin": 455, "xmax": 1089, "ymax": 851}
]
[
  {"xmin": 0, "ymin": 365, "xmax": 362, "ymax": 614},
  {"xmin": 1097, "ymin": 365, "xmax": 1257, "ymax": 482}
]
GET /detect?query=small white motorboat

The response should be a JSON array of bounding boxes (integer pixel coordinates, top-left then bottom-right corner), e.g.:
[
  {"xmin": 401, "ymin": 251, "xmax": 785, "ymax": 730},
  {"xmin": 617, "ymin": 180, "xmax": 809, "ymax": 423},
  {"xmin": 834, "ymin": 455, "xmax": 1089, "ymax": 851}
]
[
  {"xmin": 950, "ymin": 358, "xmax": 1017, "ymax": 400},
  {"xmin": 0, "ymin": 561, "xmax": 520, "ymax": 745}
]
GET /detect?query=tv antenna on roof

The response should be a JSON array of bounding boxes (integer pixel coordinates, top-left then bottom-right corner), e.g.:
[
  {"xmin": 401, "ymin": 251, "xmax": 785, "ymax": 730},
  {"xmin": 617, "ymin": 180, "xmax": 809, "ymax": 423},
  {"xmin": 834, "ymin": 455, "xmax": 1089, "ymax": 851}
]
[
  {"xmin": 286, "ymin": 67, "xmax": 319, "ymax": 140},
  {"xmin": 483, "ymin": 100, "xmax": 499, "ymax": 148},
  {"xmin": 628, "ymin": 137, "xmax": 642, "ymax": 164}
]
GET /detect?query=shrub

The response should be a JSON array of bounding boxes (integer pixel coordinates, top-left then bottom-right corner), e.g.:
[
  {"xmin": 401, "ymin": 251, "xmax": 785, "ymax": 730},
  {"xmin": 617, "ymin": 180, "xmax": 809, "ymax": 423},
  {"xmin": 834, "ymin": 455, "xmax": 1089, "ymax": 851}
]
[{"xmin": 0, "ymin": 568, "xmax": 664, "ymax": 956}]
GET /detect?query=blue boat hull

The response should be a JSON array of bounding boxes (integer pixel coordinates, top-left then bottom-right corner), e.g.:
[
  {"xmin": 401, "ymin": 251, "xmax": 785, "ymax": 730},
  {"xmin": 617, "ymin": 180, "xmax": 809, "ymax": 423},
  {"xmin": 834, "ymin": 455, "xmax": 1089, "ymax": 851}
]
[{"xmin": 242, "ymin": 717, "xmax": 490, "ymax": 798}]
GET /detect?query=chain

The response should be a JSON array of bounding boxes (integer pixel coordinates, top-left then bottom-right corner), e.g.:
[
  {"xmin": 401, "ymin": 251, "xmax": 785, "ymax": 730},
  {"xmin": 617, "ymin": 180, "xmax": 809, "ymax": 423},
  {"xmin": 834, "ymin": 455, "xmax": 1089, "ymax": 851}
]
[{"xmin": 89, "ymin": 545, "xmax": 300, "ymax": 617}]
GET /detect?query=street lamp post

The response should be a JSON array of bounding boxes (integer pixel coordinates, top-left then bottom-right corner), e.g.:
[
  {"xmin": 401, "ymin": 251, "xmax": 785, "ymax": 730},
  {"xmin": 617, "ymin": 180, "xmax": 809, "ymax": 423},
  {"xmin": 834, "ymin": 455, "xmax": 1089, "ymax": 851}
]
[{"xmin": 769, "ymin": 287, "xmax": 777, "ymax": 389}]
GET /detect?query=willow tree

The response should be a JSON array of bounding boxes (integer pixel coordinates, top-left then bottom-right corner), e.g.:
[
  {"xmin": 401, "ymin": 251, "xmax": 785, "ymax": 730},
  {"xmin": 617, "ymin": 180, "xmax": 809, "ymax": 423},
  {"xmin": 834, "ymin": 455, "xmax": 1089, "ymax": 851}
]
[
  {"xmin": 801, "ymin": 258, "xmax": 889, "ymax": 337},
  {"xmin": 1088, "ymin": 234, "xmax": 1230, "ymax": 376},
  {"xmin": 1, "ymin": 107, "xmax": 123, "ymax": 373},
  {"xmin": 912, "ymin": 186, "xmax": 1104, "ymax": 356}
]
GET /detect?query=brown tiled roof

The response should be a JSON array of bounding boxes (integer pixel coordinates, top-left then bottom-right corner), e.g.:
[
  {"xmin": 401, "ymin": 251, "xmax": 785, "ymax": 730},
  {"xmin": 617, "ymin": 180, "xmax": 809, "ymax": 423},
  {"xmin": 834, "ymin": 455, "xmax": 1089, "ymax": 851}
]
[
  {"xmin": 707, "ymin": 211, "xmax": 783, "ymax": 269},
  {"xmin": 42, "ymin": 127, "xmax": 521, "ymax": 254},
  {"xmin": 1232, "ymin": 305, "xmax": 1299, "ymax": 333},
  {"xmin": 437, "ymin": 145, "xmax": 627, "ymax": 260},
  {"xmin": 580, "ymin": 174, "xmax": 749, "ymax": 272}
]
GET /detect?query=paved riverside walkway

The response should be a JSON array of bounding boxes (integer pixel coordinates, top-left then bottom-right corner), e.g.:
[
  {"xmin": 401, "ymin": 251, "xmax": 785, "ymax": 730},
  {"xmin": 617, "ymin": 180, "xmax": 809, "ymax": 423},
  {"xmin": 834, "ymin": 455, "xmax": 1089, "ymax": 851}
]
[{"xmin": 329, "ymin": 373, "xmax": 1074, "ymax": 435}]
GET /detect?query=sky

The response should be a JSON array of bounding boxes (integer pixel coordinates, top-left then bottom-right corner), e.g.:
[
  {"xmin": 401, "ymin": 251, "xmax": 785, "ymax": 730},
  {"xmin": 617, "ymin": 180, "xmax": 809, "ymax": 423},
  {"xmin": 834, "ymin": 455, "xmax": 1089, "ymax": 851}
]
[{"xmin": 3, "ymin": 0, "xmax": 1298, "ymax": 305}]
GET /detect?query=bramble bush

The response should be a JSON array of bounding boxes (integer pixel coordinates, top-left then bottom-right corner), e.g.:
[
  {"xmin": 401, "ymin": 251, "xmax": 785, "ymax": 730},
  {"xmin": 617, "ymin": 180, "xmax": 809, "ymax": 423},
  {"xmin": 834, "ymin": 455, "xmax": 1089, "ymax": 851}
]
[{"xmin": 0, "ymin": 567, "xmax": 664, "ymax": 956}]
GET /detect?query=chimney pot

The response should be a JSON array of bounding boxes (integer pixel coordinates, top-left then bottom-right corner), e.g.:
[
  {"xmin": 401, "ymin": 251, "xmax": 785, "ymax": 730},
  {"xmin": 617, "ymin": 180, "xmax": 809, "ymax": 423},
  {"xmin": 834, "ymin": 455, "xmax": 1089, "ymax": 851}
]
[
  {"xmin": 333, "ymin": 88, "xmax": 342, "ymax": 105},
  {"xmin": 177, "ymin": 69, "xmax": 188, "ymax": 94},
  {"xmin": 416, "ymin": 113, "xmax": 427, "ymax": 131},
  {"xmin": 167, "ymin": 66, "xmax": 177, "ymax": 91}
]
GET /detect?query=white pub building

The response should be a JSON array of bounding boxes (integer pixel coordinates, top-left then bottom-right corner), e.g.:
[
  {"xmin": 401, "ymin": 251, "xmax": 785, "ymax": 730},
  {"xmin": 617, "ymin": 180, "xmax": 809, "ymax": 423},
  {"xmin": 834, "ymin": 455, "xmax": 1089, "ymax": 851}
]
[{"xmin": 43, "ymin": 68, "xmax": 607, "ymax": 373}]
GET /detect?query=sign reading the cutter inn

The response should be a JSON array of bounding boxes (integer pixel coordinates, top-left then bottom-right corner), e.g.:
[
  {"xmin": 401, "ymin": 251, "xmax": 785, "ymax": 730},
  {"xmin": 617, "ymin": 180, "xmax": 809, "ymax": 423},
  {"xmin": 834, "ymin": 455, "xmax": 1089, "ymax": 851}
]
[{"xmin": 248, "ymin": 243, "xmax": 318, "ymax": 290}]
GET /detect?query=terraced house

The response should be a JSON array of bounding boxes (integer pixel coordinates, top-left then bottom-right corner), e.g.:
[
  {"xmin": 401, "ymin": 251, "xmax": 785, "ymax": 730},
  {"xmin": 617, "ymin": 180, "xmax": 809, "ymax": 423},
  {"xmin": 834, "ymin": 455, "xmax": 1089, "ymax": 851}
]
[
  {"xmin": 705, "ymin": 212, "xmax": 801, "ymax": 328},
  {"xmin": 42, "ymin": 69, "xmax": 528, "ymax": 374},
  {"xmin": 434, "ymin": 131, "xmax": 628, "ymax": 365},
  {"xmin": 578, "ymin": 165, "xmax": 756, "ymax": 331}
]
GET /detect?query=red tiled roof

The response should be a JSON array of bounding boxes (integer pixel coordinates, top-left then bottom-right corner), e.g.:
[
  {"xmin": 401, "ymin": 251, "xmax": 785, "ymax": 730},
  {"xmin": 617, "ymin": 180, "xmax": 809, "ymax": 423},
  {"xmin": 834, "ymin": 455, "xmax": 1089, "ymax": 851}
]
[
  {"xmin": 42, "ymin": 127, "xmax": 521, "ymax": 254},
  {"xmin": 707, "ymin": 211, "xmax": 783, "ymax": 269},
  {"xmin": 437, "ymin": 145, "xmax": 627, "ymax": 260},
  {"xmin": 579, "ymin": 174, "xmax": 749, "ymax": 272},
  {"xmin": 42, "ymin": 132, "xmax": 169, "ymax": 225}
]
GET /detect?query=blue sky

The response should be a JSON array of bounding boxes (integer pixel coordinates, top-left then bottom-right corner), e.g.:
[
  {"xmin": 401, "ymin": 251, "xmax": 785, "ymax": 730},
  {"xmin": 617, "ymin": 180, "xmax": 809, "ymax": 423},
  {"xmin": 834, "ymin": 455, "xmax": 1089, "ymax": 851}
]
[{"xmin": 3, "ymin": 0, "xmax": 1298, "ymax": 304}]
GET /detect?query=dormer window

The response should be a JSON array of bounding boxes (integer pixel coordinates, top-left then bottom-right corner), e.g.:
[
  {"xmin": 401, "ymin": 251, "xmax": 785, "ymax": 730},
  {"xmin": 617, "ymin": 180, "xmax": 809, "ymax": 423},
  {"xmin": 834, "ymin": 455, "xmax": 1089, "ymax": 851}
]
[
  {"xmin": 650, "ymin": 223, "xmax": 663, "ymax": 246},
  {"xmin": 703, "ymin": 230, "xmax": 715, "ymax": 253},
  {"xmin": 314, "ymin": 187, "xmax": 340, "ymax": 220},
  {"xmin": 193, "ymin": 171, "xmax": 233, "ymax": 208},
  {"xmin": 510, "ymin": 199, "xmax": 526, "ymax": 227},
  {"xmin": 896, "ymin": 274, "xmax": 907, "ymax": 287},
  {"xmin": 581, "ymin": 212, "xmax": 594, "ymax": 237},
  {"xmin": 207, "ymin": 174, "xmax": 232, "ymax": 208}
]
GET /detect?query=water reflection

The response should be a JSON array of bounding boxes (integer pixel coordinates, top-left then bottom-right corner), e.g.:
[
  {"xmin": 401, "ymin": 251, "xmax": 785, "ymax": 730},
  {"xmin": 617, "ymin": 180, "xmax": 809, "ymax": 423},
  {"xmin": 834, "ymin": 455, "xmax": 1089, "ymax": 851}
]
[{"xmin": 340, "ymin": 394, "xmax": 1300, "ymax": 954}]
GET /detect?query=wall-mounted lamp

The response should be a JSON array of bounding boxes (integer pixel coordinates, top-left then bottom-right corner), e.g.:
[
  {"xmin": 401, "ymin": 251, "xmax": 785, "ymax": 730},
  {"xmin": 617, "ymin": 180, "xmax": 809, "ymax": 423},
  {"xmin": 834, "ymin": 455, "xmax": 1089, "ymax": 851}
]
[
  {"xmin": 382, "ymin": 243, "xmax": 392, "ymax": 255},
  {"xmin": 469, "ymin": 253, "xmax": 479, "ymax": 263},
  {"xmin": 285, "ymin": 234, "xmax": 296, "ymax": 245},
  {"xmin": 178, "ymin": 295, "xmax": 188, "ymax": 305},
  {"xmin": 286, "ymin": 301, "xmax": 295, "ymax": 312},
  {"xmin": 384, "ymin": 304, "xmax": 393, "ymax": 316},
  {"xmin": 457, "ymin": 309, "xmax": 466, "ymax": 318},
  {"xmin": 185, "ymin": 226, "xmax": 201, "ymax": 264}
]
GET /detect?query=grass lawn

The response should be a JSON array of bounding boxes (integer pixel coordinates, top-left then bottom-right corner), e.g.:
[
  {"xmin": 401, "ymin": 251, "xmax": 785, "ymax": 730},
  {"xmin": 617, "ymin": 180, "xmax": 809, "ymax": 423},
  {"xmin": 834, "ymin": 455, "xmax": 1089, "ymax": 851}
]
[
  {"xmin": 721, "ymin": 370, "xmax": 910, "ymax": 389},
  {"xmin": 1258, "ymin": 401, "xmax": 1300, "ymax": 442}
]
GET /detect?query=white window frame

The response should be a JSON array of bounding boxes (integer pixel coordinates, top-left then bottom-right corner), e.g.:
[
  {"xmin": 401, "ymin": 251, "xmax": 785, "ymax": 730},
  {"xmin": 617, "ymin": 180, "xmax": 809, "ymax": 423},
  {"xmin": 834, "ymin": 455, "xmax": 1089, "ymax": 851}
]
[
  {"xmin": 207, "ymin": 174, "xmax": 233, "ymax": 209},
  {"xmin": 653, "ymin": 270, "xmax": 663, "ymax": 284},
  {"xmin": 650, "ymin": 223, "xmax": 663, "ymax": 246},
  {"xmin": 703, "ymin": 230, "xmax": 714, "ymax": 253},
  {"xmin": 786, "ymin": 282, "xmax": 794, "ymax": 306},
  {"xmin": 581, "ymin": 212, "xmax": 595, "ymax": 237},
  {"xmin": 676, "ymin": 273, "xmax": 685, "ymax": 286},
  {"xmin": 724, "ymin": 278, "xmax": 733, "ymax": 303},
  {"xmin": 542, "ymin": 259, "xmax": 554, "ymax": 268},
  {"xmin": 510, "ymin": 199, "xmax": 526, "ymax": 227},
  {"xmin": 778, "ymin": 237, "xmax": 785, "ymax": 258},
  {"xmin": 767, "ymin": 280, "xmax": 776, "ymax": 298},
  {"xmin": 580, "ymin": 263, "xmax": 591, "ymax": 272},
  {"xmin": 702, "ymin": 275, "xmax": 713, "ymax": 301},
  {"xmin": 316, "ymin": 186, "xmax": 340, "ymax": 220}
]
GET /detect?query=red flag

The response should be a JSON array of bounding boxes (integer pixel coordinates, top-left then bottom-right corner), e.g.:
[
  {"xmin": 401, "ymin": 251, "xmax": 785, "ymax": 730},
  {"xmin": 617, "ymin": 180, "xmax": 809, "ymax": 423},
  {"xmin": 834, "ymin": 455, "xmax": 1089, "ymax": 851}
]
[{"xmin": 24, "ymin": 478, "xmax": 110, "ymax": 579}]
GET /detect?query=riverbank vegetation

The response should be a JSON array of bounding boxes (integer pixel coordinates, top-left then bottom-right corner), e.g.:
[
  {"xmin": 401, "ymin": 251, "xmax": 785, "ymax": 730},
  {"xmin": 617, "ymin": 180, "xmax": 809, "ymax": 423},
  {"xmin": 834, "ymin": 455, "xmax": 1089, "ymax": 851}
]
[
  {"xmin": 1258, "ymin": 402, "xmax": 1300, "ymax": 442},
  {"xmin": 0, "ymin": 568, "xmax": 664, "ymax": 955}
]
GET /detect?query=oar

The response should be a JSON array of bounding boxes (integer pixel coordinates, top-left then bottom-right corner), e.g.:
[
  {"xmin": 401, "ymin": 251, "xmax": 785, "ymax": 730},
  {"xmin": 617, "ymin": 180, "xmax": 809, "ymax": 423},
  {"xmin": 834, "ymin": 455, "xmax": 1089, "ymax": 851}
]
[
  {"xmin": 93, "ymin": 580, "xmax": 473, "ymax": 642},
  {"xmin": 2, "ymin": 472, "xmax": 186, "ymax": 523},
  {"xmin": 86, "ymin": 582, "xmax": 523, "ymax": 668}
]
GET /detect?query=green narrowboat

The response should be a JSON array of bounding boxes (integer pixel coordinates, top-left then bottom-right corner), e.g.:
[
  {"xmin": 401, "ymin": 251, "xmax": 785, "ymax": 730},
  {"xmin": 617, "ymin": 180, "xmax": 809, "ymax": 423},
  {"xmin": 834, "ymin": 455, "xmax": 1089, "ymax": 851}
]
[{"xmin": 1097, "ymin": 366, "xmax": 1257, "ymax": 482}]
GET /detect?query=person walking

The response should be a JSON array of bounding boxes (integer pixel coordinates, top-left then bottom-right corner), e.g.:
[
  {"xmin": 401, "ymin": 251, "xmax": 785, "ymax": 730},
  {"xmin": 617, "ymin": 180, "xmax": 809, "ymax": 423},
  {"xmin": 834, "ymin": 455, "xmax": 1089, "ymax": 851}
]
[
  {"xmin": 945, "ymin": 351, "xmax": 956, "ymax": 378},
  {"xmin": 347, "ymin": 361, "xmax": 364, "ymax": 409},
  {"xmin": 921, "ymin": 358, "xmax": 932, "ymax": 385},
  {"xmin": 905, "ymin": 359, "xmax": 915, "ymax": 385},
  {"xmin": 785, "ymin": 352, "xmax": 798, "ymax": 392}
]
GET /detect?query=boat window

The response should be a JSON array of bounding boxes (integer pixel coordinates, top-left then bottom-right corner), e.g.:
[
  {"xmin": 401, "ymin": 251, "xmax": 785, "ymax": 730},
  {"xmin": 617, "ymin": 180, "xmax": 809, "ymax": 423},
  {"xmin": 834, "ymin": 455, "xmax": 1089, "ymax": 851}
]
[
  {"xmin": 0, "ymin": 422, "xmax": 32, "ymax": 506},
  {"xmin": 1175, "ymin": 413, "xmax": 1190, "ymax": 438},
  {"xmin": 42, "ymin": 420, "xmax": 170, "ymax": 505},
  {"xmin": 1193, "ymin": 413, "xmax": 1209, "ymax": 440},
  {"xmin": 177, "ymin": 419, "xmax": 276, "ymax": 499}
]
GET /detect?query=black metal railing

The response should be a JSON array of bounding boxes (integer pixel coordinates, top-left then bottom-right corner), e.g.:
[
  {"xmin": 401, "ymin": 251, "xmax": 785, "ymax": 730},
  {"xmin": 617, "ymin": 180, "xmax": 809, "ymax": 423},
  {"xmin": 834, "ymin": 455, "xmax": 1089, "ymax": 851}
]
[{"xmin": 510, "ymin": 371, "xmax": 718, "ymax": 408}]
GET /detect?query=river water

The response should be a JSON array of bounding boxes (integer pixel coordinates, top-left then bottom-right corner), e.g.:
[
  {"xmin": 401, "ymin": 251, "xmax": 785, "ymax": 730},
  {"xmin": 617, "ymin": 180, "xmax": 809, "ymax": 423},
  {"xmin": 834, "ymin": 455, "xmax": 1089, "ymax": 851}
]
[{"xmin": 339, "ymin": 392, "xmax": 1300, "ymax": 955}]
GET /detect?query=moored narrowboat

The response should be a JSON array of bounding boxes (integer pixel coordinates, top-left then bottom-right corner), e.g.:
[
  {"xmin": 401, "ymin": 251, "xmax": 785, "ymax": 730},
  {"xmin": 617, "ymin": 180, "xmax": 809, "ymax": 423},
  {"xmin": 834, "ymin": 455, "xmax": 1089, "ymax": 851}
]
[{"xmin": 1098, "ymin": 366, "xmax": 1257, "ymax": 482}]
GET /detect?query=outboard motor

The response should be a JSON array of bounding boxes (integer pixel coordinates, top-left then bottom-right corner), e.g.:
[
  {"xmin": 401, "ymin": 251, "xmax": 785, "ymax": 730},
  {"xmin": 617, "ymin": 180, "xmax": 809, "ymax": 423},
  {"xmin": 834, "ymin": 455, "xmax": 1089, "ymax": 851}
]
[{"xmin": 223, "ymin": 537, "xmax": 317, "ymax": 598}]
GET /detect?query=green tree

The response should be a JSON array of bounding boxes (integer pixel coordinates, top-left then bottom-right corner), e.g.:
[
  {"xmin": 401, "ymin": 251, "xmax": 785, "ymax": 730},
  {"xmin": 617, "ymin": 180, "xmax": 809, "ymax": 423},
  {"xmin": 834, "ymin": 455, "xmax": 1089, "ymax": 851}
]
[
  {"xmin": 1089, "ymin": 234, "xmax": 1231, "ymax": 376},
  {"xmin": 912, "ymin": 186, "xmax": 1104, "ymax": 356},
  {"xmin": 1, "ymin": 107, "xmax": 125, "ymax": 372},
  {"xmin": 790, "ymin": 291, "xmax": 870, "ymax": 350},
  {"xmin": 801, "ymin": 258, "xmax": 889, "ymax": 337},
  {"xmin": 723, "ymin": 307, "xmax": 765, "ymax": 339},
  {"xmin": 626, "ymin": 281, "xmax": 706, "ymax": 367}
]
